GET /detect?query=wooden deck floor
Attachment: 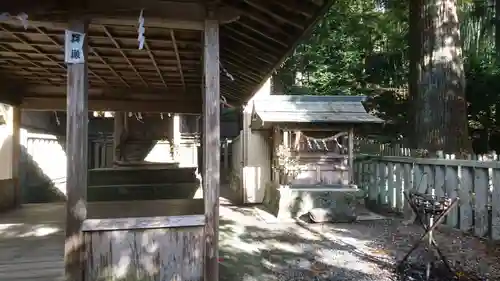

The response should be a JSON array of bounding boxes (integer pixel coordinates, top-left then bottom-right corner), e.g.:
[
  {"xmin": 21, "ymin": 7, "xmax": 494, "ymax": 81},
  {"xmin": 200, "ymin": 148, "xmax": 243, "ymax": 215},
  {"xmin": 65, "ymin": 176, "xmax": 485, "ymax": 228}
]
[
  {"xmin": 0, "ymin": 200, "xmax": 207, "ymax": 280},
  {"xmin": 0, "ymin": 204, "xmax": 65, "ymax": 281},
  {"xmin": 0, "ymin": 185, "xmax": 239, "ymax": 281}
]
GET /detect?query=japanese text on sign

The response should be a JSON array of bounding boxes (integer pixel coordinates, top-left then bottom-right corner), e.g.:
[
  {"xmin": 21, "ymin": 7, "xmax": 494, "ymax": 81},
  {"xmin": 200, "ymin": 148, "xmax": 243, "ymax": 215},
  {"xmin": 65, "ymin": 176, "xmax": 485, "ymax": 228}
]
[{"xmin": 64, "ymin": 30, "xmax": 86, "ymax": 64}]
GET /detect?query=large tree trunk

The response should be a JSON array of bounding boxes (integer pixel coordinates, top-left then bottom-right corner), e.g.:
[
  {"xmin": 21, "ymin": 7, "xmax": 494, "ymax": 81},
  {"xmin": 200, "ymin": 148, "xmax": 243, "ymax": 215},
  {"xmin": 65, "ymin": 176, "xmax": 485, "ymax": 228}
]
[
  {"xmin": 494, "ymin": 0, "xmax": 500, "ymax": 151},
  {"xmin": 410, "ymin": 0, "xmax": 471, "ymax": 156}
]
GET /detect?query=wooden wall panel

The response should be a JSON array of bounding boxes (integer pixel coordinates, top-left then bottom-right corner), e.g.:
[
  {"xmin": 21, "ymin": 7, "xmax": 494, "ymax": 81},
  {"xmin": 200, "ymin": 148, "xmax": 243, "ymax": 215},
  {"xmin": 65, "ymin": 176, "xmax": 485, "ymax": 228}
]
[{"xmin": 83, "ymin": 226, "xmax": 204, "ymax": 281}]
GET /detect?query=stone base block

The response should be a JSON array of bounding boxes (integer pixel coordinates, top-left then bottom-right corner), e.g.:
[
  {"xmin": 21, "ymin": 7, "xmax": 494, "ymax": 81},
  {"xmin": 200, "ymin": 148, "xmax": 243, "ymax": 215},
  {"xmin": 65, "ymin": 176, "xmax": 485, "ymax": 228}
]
[{"xmin": 263, "ymin": 182, "xmax": 365, "ymax": 221}]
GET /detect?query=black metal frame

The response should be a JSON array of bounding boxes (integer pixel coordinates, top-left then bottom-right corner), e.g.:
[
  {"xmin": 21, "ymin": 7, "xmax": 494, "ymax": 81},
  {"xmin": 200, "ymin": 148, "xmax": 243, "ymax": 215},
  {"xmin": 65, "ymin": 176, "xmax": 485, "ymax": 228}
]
[{"xmin": 396, "ymin": 191, "xmax": 459, "ymax": 276}]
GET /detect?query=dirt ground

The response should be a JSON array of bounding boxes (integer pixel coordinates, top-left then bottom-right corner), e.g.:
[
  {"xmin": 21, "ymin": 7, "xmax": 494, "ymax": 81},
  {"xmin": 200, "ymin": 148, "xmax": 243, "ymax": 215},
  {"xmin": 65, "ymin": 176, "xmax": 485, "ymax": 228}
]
[{"xmin": 218, "ymin": 204, "xmax": 500, "ymax": 281}]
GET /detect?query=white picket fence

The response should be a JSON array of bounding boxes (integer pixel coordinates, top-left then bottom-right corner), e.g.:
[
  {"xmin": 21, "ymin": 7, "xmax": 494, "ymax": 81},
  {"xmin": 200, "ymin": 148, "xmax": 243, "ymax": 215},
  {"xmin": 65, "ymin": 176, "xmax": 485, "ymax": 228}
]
[
  {"xmin": 354, "ymin": 155, "xmax": 500, "ymax": 240},
  {"xmin": 356, "ymin": 140, "xmax": 500, "ymax": 160}
]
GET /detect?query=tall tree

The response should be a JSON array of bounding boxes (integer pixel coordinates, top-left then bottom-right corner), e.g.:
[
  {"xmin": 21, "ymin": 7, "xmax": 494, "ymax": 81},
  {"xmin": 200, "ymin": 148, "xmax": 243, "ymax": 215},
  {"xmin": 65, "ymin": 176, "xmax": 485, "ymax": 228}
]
[{"xmin": 410, "ymin": 0, "xmax": 471, "ymax": 155}]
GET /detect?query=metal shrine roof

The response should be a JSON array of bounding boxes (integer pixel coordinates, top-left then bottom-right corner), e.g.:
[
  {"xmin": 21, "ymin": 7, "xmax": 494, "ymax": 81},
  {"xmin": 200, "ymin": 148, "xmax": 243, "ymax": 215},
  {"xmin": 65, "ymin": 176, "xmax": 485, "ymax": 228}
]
[{"xmin": 250, "ymin": 95, "xmax": 384, "ymax": 129}]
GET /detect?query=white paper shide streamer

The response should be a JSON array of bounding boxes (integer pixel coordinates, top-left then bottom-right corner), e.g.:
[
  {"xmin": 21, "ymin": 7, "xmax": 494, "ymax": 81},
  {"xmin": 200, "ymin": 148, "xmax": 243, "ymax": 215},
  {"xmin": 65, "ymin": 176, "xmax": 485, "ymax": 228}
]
[
  {"xmin": 0, "ymin": 12, "xmax": 29, "ymax": 29},
  {"xmin": 137, "ymin": 9, "xmax": 145, "ymax": 50}
]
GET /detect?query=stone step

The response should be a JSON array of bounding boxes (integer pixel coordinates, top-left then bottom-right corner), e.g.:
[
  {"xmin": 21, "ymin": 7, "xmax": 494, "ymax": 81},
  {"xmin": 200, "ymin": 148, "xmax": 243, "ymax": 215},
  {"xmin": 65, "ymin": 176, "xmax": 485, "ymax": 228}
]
[
  {"xmin": 88, "ymin": 167, "xmax": 198, "ymax": 186},
  {"xmin": 87, "ymin": 183, "xmax": 200, "ymax": 201}
]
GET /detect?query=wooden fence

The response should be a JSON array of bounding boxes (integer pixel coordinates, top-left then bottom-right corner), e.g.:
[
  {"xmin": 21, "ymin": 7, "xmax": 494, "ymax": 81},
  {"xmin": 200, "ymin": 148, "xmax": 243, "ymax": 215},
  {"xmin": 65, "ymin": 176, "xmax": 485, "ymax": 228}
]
[
  {"xmin": 354, "ymin": 155, "xmax": 500, "ymax": 240},
  {"xmin": 356, "ymin": 139, "xmax": 499, "ymax": 160}
]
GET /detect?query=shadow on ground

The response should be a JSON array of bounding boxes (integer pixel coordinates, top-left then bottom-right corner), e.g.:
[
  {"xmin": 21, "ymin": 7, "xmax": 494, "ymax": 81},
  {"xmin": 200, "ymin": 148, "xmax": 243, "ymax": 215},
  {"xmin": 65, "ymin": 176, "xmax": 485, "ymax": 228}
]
[
  {"xmin": 218, "ymin": 206, "xmax": 394, "ymax": 281},
  {"xmin": 218, "ymin": 205, "xmax": 499, "ymax": 281}
]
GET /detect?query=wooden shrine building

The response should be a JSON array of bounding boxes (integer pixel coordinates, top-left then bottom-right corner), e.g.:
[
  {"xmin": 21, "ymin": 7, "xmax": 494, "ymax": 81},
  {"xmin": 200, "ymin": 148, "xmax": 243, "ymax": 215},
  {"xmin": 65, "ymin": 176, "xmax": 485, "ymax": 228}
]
[
  {"xmin": 0, "ymin": 1, "xmax": 334, "ymax": 280},
  {"xmin": 249, "ymin": 95, "xmax": 384, "ymax": 219}
]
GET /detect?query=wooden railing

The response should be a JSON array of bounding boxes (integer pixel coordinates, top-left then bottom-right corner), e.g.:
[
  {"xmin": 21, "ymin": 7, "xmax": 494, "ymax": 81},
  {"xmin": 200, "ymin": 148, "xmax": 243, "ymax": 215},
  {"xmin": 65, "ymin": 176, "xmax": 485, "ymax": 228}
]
[{"xmin": 354, "ymin": 155, "xmax": 500, "ymax": 240}]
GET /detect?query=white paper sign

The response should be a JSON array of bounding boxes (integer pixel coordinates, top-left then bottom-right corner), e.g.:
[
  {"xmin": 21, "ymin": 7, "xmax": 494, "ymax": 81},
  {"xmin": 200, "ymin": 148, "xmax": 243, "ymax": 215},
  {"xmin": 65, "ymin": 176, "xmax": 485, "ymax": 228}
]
[{"xmin": 64, "ymin": 30, "xmax": 86, "ymax": 64}]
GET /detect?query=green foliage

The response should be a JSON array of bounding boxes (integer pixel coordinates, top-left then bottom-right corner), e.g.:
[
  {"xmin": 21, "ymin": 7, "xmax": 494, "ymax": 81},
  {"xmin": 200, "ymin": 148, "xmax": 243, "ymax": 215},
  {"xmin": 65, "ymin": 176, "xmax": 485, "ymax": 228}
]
[
  {"xmin": 278, "ymin": 0, "xmax": 408, "ymax": 93},
  {"xmin": 276, "ymin": 0, "xmax": 500, "ymax": 152}
]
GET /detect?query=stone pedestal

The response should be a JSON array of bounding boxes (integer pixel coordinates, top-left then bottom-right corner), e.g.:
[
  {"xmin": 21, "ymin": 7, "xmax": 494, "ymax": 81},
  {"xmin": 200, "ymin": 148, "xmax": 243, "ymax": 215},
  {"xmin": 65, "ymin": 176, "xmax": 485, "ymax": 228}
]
[{"xmin": 263, "ymin": 182, "xmax": 364, "ymax": 221}]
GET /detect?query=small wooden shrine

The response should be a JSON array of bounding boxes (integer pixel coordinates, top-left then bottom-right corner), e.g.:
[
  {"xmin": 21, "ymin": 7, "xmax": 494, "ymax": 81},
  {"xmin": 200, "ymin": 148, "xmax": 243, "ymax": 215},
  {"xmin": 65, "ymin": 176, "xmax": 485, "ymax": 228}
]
[{"xmin": 250, "ymin": 95, "xmax": 384, "ymax": 219}]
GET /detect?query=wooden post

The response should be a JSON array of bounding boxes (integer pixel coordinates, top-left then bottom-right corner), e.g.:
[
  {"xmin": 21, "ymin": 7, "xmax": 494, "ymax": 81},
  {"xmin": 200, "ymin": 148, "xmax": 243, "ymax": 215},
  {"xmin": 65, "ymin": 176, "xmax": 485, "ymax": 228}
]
[
  {"xmin": 203, "ymin": 17, "xmax": 220, "ymax": 281},
  {"xmin": 173, "ymin": 114, "xmax": 181, "ymax": 161},
  {"xmin": 283, "ymin": 130, "xmax": 289, "ymax": 148},
  {"xmin": 11, "ymin": 106, "xmax": 20, "ymax": 206},
  {"xmin": 65, "ymin": 19, "xmax": 89, "ymax": 281},
  {"xmin": 348, "ymin": 127, "xmax": 354, "ymax": 184},
  {"xmin": 223, "ymin": 139, "xmax": 229, "ymax": 170},
  {"xmin": 113, "ymin": 112, "xmax": 124, "ymax": 164}
]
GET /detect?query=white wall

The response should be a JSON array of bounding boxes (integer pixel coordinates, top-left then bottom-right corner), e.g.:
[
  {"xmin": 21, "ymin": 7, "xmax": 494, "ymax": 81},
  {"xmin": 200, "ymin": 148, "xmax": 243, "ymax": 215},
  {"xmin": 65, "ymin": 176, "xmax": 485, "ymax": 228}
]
[
  {"xmin": 0, "ymin": 125, "xmax": 13, "ymax": 180},
  {"xmin": 241, "ymin": 78, "xmax": 272, "ymax": 203},
  {"xmin": 24, "ymin": 132, "xmax": 67, "ymax": 195}
]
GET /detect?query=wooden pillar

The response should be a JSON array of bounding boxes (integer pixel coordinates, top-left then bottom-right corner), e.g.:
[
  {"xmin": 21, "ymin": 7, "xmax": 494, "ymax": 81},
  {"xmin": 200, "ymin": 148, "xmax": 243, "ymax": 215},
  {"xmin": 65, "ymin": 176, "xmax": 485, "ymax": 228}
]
[
  {"xmin": 203, "ymin": 17, "xmax": 220, "ymax": 281},
  {"xmin": 223, "ymin": 139, "xmax": 229, "ymax": 170},
  {"xmin": 93, "ymin": 141, "xmax": 99, "ymax": 168},
  {"xmin": 65, "ymin": 19, "xmax": 89, "ymax": 281},
  {"xmin": 11, "ymin": 106, "xmax": 20, "ymax": 206},
  {"xmin": 113, "ymin": 112, "xmax": 124, "ymax": 163},
  {"xmin": 348, "ymin": 127, "xmax": 354, "ymax": 184},
  {"xmin": 283, "ymin": 130, "xmax": 289, "ymax": 148},
  {"xmin": 173, "ymin": 114, "xmax": 181, "ymax": 160}
]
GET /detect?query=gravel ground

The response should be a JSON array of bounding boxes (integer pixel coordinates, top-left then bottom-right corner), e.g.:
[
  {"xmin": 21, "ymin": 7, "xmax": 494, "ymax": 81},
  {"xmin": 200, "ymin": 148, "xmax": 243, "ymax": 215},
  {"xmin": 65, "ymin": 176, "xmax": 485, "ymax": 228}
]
[{"xmin": 218, "ymin": 205, "xmax": 500, "ymax": 281}]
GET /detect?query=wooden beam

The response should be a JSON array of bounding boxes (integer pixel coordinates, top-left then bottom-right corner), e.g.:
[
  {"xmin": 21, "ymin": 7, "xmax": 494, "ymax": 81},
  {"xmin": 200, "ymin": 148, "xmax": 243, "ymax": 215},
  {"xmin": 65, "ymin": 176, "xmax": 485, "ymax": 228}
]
[
  {"xmin": 0, "ymin": 81, "xmax": 24, "ymax": 105},
  {"xmin": 11, "ymin": 106, "xmax": 21, "ymax": 207},
  {"xmin": 23, "ymin": 85, "xmax": 202, "ymax": 99},
  {"xmin": 5, "ymin": 105, "xmax": 22, "ymax": 207},
  {"xmin": 203, "ymin": 17, "xmax": 220, "ymax": 281},
  {"xmin": 21, "ymin": 97, "xmax": 202, "ymax": 113},
  {"xmin": 170, "ymin": 30, "xmax": 186, "ymax": 91},
  {"xmin": 113, "ymin": 112, "xmax": 125, "ymax": 163},
  {"xmin": 3, "ymin": 1, "xmax": 241, "ymax": 30},
  {"xmin": 64, "ymin": 19, "xmax": 89, "ymax": 281}
]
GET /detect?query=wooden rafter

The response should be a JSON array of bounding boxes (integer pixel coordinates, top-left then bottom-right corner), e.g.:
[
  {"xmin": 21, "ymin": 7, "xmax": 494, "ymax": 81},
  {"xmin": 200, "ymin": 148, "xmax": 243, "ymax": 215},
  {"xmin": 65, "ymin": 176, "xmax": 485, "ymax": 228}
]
[
  {"xmin": 91, "ymin": 49, "xmax": 130, "ymax": 87},
  {"xmin": 170, "ymin": 30, "xmax": 186, "ymax": 91},
  {"xmin": 102, "ymin": 25, "xmax": 148, "ymax": 86},
  {"xmin": 235, "ymin": 20, "xmax": 288, "ymax": 47},
  {"xmin": 1, "ymin": 59, "xmax": 58, "ymax": 86},
  {"xmin": 144, "ymin": 41, "xmax": 168, "ymax": 88},
  {"xmin": 0, "ymin": 45, "xmax": 59, "ymax": 85},
  {"xmin": 243, "ymin": 0, "xmax": 305, "ymax": 29},
  {"xmin": 32, "ymin": 26, "xmax": 108, "ymax": 85},
  {"xmin": 222, "ymin": 0, "xmax": 287, "ymax": 33},
  {"xmin": 0, "ymin": 0, "xmax": 334, "ymax": 105},
  {"xmin": 221, "ymin": 37, "xmax": 275, "ymax": 65},
  {"xmin": 270, "ymin": 0, "xmax": 318, "ymax": 17},
  {"xmin": 222, "ymin": 52, "xmax": 263, "ymax": 77},
  {"xmin": 222, "ymin": 47, "xmax": 266, "ymax": 70},
  {"xmin": 224, "ymin": 25, "xmax": 282, "ymax": 53},
  {"xmin": 0, "ymin": 25, "xmax": 69, "ymax": 72}
]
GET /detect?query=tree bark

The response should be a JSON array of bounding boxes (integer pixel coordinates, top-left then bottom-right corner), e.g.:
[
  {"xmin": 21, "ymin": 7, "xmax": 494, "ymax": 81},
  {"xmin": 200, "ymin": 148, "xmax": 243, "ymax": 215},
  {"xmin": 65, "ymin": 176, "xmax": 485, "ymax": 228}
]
[{"xmin": 410, "ymin": 0, "xmax": 471, "ymax": 155}]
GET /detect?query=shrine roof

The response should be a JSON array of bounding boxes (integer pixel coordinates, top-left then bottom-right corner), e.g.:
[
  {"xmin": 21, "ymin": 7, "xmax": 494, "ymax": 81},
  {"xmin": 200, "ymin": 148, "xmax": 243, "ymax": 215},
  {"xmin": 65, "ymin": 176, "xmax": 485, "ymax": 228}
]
[{"xmin": 250, "ymin": 95, "xmax": 384, "ymax": 129}]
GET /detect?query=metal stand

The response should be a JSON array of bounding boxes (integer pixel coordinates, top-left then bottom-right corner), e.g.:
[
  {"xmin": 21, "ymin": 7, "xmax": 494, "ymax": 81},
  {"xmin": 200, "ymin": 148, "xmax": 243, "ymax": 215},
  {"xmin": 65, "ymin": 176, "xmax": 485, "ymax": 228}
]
[{"xmin": 396, "ymin": 191, "xmax": 459, "ymax": 280}]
